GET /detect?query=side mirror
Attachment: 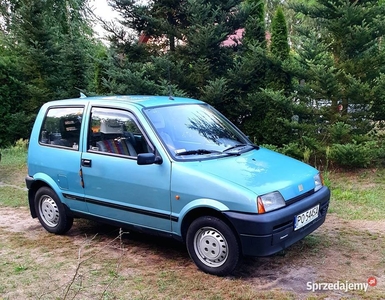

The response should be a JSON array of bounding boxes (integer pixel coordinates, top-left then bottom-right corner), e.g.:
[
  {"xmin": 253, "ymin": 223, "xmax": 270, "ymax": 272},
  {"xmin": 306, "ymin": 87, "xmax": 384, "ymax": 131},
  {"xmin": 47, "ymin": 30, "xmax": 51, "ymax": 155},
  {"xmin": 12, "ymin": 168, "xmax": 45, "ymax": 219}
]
[{"xmin": 137, "ymin": 153, "xmax": 163, "ymax": 165}]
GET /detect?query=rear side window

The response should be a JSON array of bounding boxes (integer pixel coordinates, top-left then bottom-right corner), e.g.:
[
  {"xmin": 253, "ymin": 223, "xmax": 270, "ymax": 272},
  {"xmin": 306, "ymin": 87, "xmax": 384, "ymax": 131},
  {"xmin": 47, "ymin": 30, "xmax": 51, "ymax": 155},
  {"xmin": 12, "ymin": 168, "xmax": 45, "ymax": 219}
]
[{"xmin": 40, "ymin": 107, "xmax": 84, "ymax": 149}]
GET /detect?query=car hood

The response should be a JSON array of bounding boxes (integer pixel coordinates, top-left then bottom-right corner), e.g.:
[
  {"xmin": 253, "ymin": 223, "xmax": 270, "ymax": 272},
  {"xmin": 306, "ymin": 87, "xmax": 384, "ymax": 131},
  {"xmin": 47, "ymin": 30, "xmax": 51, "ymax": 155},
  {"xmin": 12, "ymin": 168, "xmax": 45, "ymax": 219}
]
[{"xmin": 195, "ymin": 147, "xmax": 318, "ymax": 201}]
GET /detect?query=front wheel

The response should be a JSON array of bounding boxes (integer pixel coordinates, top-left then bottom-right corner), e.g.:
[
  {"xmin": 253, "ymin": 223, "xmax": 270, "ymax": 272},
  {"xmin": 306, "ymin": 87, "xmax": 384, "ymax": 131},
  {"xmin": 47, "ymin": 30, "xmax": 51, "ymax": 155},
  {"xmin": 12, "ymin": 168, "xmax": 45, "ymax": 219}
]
[
  {"xmin": 186, "ymin": 216, "xmax": 241, "ymax": 276},
  {"xmin": 34, "ymin": 187, "xmax": 73, "ymax": 234}
]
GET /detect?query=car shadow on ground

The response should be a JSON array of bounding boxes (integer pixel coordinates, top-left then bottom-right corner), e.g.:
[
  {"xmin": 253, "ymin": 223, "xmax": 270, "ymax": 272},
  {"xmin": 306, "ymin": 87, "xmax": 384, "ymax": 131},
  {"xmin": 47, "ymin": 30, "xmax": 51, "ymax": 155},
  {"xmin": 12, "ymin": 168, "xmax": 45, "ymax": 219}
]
[
  {"xmin": 68, "ymin": 218, "xmax": 320, "ymax": 287},
  {"xmin": 69, "ymin": 218, "xmax": 189, "ymax": 257}
]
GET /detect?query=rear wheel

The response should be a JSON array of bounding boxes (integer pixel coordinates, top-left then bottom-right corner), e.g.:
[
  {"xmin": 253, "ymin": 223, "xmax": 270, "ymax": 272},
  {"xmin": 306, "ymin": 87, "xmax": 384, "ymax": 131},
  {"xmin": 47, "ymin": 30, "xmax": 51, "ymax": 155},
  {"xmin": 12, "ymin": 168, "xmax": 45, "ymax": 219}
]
[
  {"xmin": 186, "ymin": 216, "xmax": 241, "ymax": 276},
  {"xmin": 34, "ymin": 187, "xmax": 73, "ymax": 234}
]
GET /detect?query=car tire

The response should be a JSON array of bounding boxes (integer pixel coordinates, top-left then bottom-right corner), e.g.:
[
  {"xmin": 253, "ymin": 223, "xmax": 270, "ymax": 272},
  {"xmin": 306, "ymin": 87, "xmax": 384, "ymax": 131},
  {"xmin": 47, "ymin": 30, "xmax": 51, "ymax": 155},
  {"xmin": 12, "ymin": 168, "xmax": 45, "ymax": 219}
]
[
  {"xmin": 34, "ymin": 187, "xmax": 73, "ymax": 234},
  {"xmin": 186, "ymin": 216, "xmax": 241, "ymax": 276}
]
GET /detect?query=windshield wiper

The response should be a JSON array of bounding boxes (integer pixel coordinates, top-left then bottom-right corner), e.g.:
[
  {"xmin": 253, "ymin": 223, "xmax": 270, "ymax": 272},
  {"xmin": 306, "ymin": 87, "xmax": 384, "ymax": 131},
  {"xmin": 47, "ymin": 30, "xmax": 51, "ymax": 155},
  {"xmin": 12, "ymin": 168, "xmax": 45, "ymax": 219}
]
[
  {"xmin": 175, "ymin": 149, "xmax": 222, "ymax": 156},
  {"xmin": 175, "ymin": 145, "xmax": 259, "ymax": 157},
  {"xmin": 223, "ymin": 144, "xmax": 260, "ymax": 153}
]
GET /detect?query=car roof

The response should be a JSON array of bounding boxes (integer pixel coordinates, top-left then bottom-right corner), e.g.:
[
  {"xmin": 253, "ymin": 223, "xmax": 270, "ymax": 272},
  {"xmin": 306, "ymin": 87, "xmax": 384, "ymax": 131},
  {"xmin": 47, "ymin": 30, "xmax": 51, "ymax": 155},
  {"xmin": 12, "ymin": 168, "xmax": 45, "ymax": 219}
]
[{"xmin": 45, "ymin": 95, "xmax": 204, "ymax": 109}]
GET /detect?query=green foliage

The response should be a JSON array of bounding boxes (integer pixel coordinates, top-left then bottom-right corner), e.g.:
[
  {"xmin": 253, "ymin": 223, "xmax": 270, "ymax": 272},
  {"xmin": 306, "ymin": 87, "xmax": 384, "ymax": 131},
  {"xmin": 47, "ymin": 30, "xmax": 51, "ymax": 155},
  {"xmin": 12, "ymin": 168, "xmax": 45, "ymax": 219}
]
[
  {"xmin": 270, "ymin": 6, "xmax": 289, "ymax": 61},
  {"xmin": 260, "ymin": 144, "xmax": 279, "ymax": 152},
  {"xmin": 328, "ymin": 122, "xmax": 352, "ymax": 144},
  {"xmin": 279, "ymin": 142, "xmax": 304, "ymax": 161},
  {"xmin": 371, "ymin": 73, "xmax": 385, "ymax": 122},
  {"xmin": 92, "ymin": 44, "xmax": 110, "ymax": 95},
  {"xmin": 0, "ymin": 42, "xmax": 31, "ymax": 147},
  {"xmin": 1, "ymin": 0, "xmax": 384, "ymax": 169},
  {"xmin": 267, "ymin": 138, "xmax": 321, "ymax": 165},
  {"xmin": 375, "ymin": 134, "xmax": 385, "ymax": 166},
  {"xmin": 157, "ymin": 79, "xmax": 188, "ymax": 97},
  {"xmin": 185, "ymin": 58, "xmax": 211, "ymax": 93},
  {"xmin": 201, "ymin": 77, "xmax": 230, "ymax": 106},
  {"xmin": 292, "ymin": 0, "xmax": 385, "ymax": 131},
  {"xmin": 0, "ymin": 0, "xmax": 100, "ymax": 146},
  {"xmin": 0, "ymin": 0, "xmax": 99, "ymax": 146},
  {"xmin": 242, "ymin": 0, "xmax": 266, "ymax": 46},
  {"xmin": 2, "ymin": 112, "xmax": 34, "ymax": 147},
  {"xmin": 110, "ymin": 0, "xmax": 188, "ymax": 52},
  {"xmin": 267, "ymin": 6, "xmax": 291, "ymax": 92},
  {"xmin": 329, "ymin": 141, "xmax": 378, "ymax": 168},
  {"xmin": 242, "ymin": 88, "xmax": 295, "ymax": 146},
  {"xmin": 1, "ymin": 139, "xmax": 28, "ymax": 158}
]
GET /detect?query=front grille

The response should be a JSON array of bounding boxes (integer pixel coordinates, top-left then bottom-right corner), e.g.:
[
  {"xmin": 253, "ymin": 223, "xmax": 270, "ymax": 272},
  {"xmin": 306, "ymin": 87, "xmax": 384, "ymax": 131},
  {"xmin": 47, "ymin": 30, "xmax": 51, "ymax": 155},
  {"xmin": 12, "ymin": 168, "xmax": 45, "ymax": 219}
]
[{"xmin": 285, "ymin": 189, "xmax": 315, "ymax": 206}]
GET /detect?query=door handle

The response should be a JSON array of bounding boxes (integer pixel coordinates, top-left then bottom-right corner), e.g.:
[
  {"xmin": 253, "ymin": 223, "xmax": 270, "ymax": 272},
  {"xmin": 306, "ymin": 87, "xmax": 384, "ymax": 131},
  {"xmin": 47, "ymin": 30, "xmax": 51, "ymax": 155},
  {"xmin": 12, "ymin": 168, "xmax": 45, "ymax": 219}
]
[{"xmin": 81, "ymin": 159, "xmax": 92, "ymax": 167}]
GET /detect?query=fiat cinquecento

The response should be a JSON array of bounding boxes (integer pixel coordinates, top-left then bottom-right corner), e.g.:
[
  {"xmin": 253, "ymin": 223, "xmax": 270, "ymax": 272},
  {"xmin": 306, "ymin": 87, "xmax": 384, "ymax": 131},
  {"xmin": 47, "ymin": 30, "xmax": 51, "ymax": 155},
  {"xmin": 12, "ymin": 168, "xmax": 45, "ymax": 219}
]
[{"xmin": 26, "ymin": 95, "xmax": 330, "ymax": 276}]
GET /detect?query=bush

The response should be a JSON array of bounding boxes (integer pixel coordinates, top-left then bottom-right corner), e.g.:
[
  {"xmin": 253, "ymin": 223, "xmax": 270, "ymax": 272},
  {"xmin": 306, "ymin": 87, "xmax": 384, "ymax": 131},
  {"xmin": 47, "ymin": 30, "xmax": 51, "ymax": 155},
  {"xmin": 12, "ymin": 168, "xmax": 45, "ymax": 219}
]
[
  {"xmin": 280, "ymin": 142, "xmax": 304, "ymax": 161},
  {"xmin": 329, "ymin": 141, "xmax": 377, "ymax": 168},
  {"xmin": 260, "ymin": 144, "xmax": 280, "ymax": 152},
  {"xmin": 328, "ymin": 122, "xmax": 352, "ymax": 144},
  {"xmin": 372, "ymin": 134, "xmax": 385, "ymax": 166},
  {"xmin": 262, "ymin": 141, "xmax": 324, "ymax": 168},
  {"xmin": 1, "ymin": 112, "xmax": 35, "ymax": 148}
]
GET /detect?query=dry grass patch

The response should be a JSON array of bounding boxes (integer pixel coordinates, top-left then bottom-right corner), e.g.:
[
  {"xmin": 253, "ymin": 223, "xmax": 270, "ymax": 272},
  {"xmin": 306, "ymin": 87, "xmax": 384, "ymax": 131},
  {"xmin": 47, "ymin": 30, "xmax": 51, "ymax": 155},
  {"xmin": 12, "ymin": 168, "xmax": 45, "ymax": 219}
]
[{"xmin": 1, "ymin": 208, "xmax": 384, "ymax": 299}]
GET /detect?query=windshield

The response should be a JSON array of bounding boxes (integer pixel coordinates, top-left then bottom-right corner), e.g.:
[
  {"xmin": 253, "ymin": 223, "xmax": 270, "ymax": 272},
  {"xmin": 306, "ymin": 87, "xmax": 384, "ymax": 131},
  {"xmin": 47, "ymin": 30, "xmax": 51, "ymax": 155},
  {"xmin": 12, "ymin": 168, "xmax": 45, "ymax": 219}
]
[{"xmin": 144, "ymin": 104, "xmax": 254, "ymax": 159}]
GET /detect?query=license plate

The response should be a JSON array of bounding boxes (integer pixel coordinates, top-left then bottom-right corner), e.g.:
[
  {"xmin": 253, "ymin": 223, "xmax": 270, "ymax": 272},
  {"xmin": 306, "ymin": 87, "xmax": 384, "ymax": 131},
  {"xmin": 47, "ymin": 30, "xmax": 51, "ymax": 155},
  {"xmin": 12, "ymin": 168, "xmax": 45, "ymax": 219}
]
[{"xmin": 294, "ymin": 204, "xmax": 319, "ymax": 231}]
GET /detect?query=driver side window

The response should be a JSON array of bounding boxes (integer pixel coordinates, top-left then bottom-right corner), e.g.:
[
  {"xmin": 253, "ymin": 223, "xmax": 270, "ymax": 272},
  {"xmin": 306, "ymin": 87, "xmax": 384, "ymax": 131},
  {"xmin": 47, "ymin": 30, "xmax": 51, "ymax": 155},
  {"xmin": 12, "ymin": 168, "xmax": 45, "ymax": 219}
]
[{"xmin": 88, "ymin": 107, "xmax": 152, "ymax": 157}]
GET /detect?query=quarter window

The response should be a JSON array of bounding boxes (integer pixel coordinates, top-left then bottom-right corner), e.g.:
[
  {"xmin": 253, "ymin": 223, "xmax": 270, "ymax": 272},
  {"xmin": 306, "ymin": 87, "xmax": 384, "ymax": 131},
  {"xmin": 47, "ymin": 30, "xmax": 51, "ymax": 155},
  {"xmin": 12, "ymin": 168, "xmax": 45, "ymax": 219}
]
[
  {"xmin": 88, "ymin": 107, "xmax": 151, "ymax": 157},
  {"xmin": 40, "ymin": 107, "xmax": 83, "ymax": 149}
]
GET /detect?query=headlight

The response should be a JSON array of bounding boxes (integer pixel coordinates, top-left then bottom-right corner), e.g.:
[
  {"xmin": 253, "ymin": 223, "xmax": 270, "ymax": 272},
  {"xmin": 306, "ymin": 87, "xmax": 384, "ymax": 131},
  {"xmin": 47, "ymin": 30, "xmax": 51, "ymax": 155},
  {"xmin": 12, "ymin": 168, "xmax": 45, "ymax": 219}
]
[
  {"xmin": 314, "ymin": 173, "xmax": 324, "ymax": 192},
  {"xmin": 257, "ymin": 191, "xmax": 285, "ymax": 213}
]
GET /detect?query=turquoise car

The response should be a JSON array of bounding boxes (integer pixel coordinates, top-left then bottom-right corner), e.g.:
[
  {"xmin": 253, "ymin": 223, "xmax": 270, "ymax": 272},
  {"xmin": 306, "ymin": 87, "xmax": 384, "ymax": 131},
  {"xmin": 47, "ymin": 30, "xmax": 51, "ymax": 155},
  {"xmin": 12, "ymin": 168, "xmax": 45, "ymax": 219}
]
[{"xmin": 26, "ymin": 95, "xmax": 330, "ymax": 276}]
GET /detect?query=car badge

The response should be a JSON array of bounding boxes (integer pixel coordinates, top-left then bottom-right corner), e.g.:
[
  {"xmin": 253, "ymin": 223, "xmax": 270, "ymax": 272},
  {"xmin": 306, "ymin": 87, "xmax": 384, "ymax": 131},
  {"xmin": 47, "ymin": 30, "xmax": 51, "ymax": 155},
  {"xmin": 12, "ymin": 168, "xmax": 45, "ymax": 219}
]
[{"xmin": 298, "ymin": 184, "xmax": 304, "ymax": 192}]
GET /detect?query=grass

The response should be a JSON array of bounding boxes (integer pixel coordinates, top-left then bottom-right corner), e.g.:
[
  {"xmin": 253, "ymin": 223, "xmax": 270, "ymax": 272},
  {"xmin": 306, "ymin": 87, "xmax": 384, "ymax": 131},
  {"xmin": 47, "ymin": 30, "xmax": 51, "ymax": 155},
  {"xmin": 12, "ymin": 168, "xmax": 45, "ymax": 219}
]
[
  {"xmin": 326, "ymin": 169, "xmax": 385, "ymax": 220},
  {"xmin": 0, "ymin": 186, "xmax": 27, "ymax": 207},
  {"xmin": 0, "ymin": 145, "xmax": 384, "ymax": 299},
  {"xmin": 0, "ymin": 143, "xmax": 28, "ymax": 187},
  {"xmin": 2, "ymin": 145, "xmax": 384, "ymax": 220},
  {"xmin": 0, "ymin": 144, "xmax": 28, "ymax": 208}
]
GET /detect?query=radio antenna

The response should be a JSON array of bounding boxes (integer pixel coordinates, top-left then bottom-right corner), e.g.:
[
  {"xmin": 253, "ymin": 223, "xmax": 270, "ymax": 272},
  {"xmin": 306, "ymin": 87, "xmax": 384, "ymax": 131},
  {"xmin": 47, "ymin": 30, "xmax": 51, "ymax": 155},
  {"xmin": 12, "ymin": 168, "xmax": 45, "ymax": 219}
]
[{"xmin": 168, "ymin": 63, "xmax": 174, "ymax": 100}]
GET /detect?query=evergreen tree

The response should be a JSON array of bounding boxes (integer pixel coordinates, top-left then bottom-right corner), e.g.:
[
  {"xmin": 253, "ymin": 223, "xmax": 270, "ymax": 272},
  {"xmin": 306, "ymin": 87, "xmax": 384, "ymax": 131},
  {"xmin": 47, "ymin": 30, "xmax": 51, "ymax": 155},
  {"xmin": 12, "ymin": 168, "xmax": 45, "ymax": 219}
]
[
  {"xmin": 3, "ymin": 0, "xmax": 94, "ymax": 110},
  {"xmin": 292, "ymin": 0, "xmax": 385, "ymax": 134},
  {"xmin": 105, "ymin": 0, "xmax": 244, "ymax": 99},
  {"xmin": 371, "ymin": 73, "xmax": 385, "ymax": 126},
  {"xmin": 0, "ymin": 0, "xmax": 97, "ymax": 145},
  {"xmin": 270, "ymin": 6, "xmax": 289, "ymax": 61},
  {"xmin": 216, "ymin": 0, "xmax": 268, "ymax": 125},
  {"xmin": 289, "ymin": 29, "xmax": 340, "ymax": 145},
  {"xmin": 177, "ymin": 0, "xmax": 244, "ymax": 97},
  {"xmin": 226, "ymin": 1, "xmax": 296, "ymax": 145},
  {"xmin": 55, "ymin": 0, "xmax": 95, "ymax": 98},
  {"xmin": 0, "ymin": 33, "xmax": 32, "ymax": 146},
  {"xmin": 108, "ymin": 0, "xmax": 188, "ymax": 52},
  {"xmin": 242, "ymin": 0, "xmax": 266, "ymax": 46},
  {"xmin": 267, "ymin": 6, "xmax": 292, "ymax": 93}
]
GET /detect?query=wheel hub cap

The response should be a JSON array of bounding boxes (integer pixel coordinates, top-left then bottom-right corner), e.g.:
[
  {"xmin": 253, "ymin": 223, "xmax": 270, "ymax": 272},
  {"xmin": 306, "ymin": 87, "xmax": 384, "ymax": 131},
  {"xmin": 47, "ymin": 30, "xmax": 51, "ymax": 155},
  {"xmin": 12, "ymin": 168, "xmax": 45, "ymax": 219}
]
[
  {"xmin": 39, "ymin": 196, "xmax": 60, "ymax": 227},
  {"xmin": 194, "ymin": 227, "xmax": 228, "ymax": 267}
]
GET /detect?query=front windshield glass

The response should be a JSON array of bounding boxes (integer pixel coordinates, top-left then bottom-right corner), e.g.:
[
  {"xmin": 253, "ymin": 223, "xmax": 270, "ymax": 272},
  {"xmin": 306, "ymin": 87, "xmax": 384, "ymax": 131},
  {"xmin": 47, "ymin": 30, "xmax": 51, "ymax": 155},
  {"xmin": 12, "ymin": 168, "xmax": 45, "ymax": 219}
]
[{"xmin": 144, "ymin": 104, "xmax": 253, "ymax": 159}]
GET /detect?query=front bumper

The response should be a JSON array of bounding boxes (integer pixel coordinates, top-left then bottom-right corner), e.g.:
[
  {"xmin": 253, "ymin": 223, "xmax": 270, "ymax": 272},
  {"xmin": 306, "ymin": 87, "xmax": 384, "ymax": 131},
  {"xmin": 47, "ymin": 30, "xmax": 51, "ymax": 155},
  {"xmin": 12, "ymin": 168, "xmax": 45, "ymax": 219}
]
[{"xmin": 223, "ymin": 186, "xmax": 330, "ymax": 257}]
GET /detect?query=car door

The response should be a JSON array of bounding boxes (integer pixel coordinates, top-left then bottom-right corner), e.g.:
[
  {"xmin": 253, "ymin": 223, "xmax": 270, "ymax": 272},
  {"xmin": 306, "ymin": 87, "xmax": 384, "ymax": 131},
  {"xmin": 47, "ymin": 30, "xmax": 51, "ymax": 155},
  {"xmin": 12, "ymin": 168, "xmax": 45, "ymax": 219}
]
[
  {"xmin": 36, "ymin": 105, "xmax": 88, "ymax": 213},
  {"xmin": 80, "ymin": 106, "xmax": 172, "ymax": 232}
]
